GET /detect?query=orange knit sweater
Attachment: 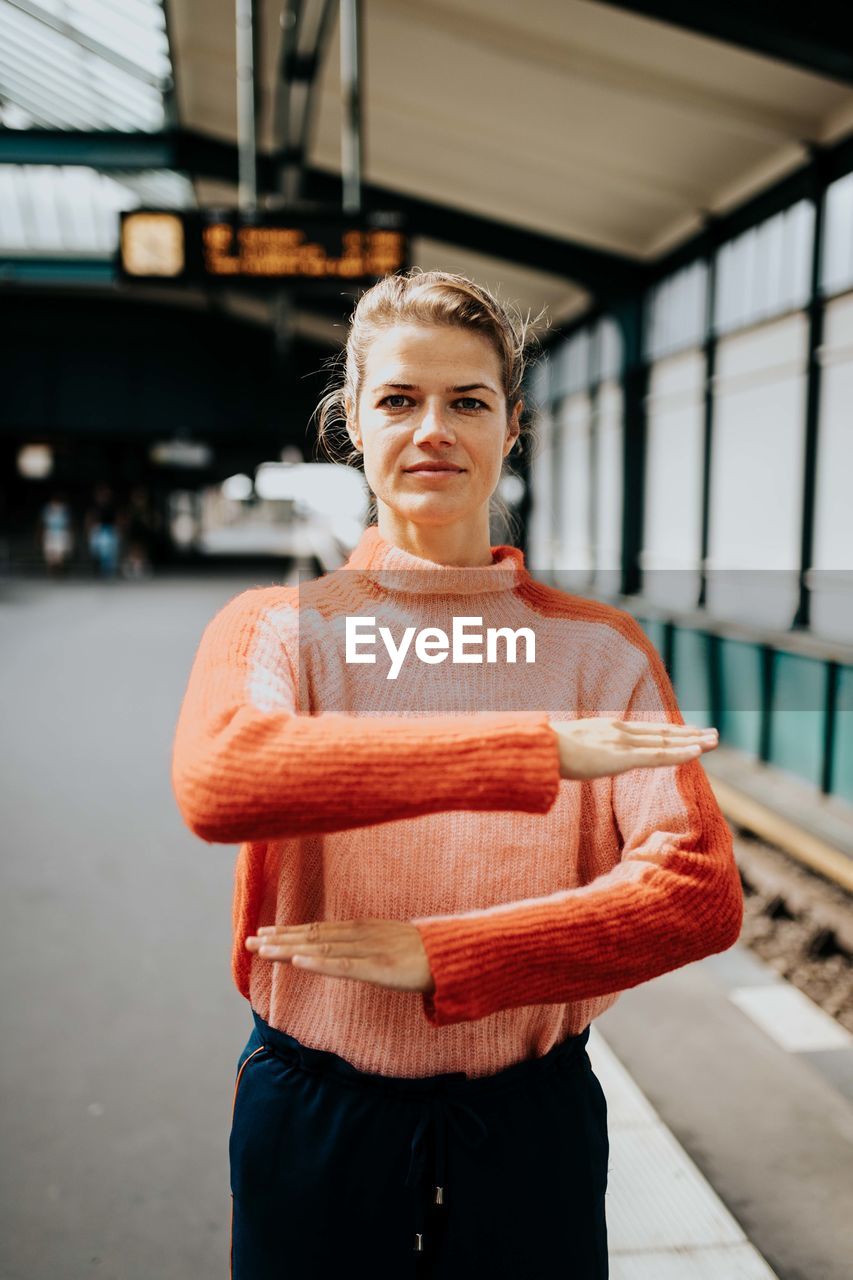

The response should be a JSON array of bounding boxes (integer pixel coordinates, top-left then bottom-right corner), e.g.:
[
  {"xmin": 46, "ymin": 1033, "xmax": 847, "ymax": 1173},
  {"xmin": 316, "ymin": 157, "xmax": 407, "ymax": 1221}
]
[{"xmin": 171, "ymin": 523, "xmax": 743, "ymax": 1077}]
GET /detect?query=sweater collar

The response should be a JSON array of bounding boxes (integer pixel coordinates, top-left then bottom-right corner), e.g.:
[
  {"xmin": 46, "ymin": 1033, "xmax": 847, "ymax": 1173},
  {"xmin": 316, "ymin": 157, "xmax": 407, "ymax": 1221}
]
[{"xmin": 342, "ymin": 523, "xmax": 527, "ymax": 596}]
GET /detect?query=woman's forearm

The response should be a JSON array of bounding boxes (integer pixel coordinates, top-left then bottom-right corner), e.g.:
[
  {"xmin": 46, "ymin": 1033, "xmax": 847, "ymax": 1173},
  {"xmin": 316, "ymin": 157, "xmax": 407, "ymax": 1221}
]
[
  {"xmin": 173, "ymin": 703, "xmax": 561, "ymax": 843},
  {"xmin": 171, "ymin": 587, "xmax": 562, "ymax": 843},
  {"xmin": 412, "ymin": 754, "xmax": 742, "ymax": 1026}
]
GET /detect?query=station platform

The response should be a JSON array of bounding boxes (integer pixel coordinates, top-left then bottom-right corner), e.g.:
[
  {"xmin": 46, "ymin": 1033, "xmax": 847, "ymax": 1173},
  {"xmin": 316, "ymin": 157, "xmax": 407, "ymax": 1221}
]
[
  {"xmin": 1, "ymin": 571, "xmax": 850, "ymax": 1280},
  {"xmin": 595, "ymin": 939, "xmax": 853, "ymax": 1280}
]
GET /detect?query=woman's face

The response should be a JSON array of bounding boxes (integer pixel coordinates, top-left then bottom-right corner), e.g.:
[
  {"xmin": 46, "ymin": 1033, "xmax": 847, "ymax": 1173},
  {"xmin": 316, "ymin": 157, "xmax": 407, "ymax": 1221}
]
[{"xmin": 346, "ymin": 323, "xmax": 520, "ymax": 529}]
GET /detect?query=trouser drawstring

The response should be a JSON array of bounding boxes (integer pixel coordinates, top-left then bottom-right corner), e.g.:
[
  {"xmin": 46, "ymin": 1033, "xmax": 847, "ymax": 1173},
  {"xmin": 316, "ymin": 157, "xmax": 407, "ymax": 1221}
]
[
  {"xmin": 404, "ymin": 1090, "xmax": 489, "ymax": 1256},
  {"xmin": 248, "ymin": 1009, "xmax": 590, "ymax": 1265}
]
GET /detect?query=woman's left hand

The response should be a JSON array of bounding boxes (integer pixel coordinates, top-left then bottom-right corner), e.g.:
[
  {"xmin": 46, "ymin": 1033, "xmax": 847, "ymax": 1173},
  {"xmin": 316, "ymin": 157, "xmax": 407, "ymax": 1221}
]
[{"xmin": 244, "ymin": 919, "xmax": 436, "ymax": 995}]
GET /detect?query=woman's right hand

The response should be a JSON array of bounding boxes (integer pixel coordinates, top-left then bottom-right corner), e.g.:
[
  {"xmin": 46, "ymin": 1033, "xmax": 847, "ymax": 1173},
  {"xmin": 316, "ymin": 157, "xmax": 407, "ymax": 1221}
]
[{"xmin": 549, "ymin": 718, "xmax": 719, "ymax": 781}]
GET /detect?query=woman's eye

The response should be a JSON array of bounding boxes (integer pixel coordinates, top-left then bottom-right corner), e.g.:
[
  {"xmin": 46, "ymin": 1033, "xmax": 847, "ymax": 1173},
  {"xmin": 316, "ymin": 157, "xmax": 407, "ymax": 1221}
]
[{"xmin": 378, "ymin": 394, "xmax": 487, "ymax": 411}]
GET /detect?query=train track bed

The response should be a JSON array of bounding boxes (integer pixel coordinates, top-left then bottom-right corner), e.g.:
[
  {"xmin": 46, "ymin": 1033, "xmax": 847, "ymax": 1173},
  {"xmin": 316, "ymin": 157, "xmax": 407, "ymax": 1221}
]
[{"xmin": 733, "ymin": 828, "xmax": 853, "ymax": 1034}]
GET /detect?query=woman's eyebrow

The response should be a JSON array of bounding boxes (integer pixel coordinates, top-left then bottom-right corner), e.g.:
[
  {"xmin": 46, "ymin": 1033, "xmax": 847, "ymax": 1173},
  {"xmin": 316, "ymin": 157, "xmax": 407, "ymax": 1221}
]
[{"xmin": 373, "ymin": 382, "xmax": 498, "ymax": 394}]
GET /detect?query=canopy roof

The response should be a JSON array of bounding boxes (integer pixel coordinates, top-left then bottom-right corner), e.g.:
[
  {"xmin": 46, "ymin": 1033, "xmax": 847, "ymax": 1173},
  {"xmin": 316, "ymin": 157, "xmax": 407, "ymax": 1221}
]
[{"xmin": 2, "ymin": 0, "xmax": 852, "ymax": 332}]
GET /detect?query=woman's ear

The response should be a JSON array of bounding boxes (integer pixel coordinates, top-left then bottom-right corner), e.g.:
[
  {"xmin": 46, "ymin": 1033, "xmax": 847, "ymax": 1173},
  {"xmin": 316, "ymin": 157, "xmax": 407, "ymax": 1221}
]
[
  {"xmin": 344, "ymin": 396, "xmax": 362, "ymax": 452},
  {"xmin": 504, "ymin": 400, "xmax": 522, "ymax": 456}
]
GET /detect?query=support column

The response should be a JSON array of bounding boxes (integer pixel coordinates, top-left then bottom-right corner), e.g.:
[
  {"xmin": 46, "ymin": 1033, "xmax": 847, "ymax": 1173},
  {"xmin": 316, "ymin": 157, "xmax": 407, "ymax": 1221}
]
[
  {"xmin": 339, "ymin": 0, "xmax": 364, "ymax": 214},
  {"xmin": 792, "ymin": 150, "xmax": 830, "ymax": 630},
  {"xmin": 235, "ymin": 0, "xmax": 260, "ymax": 212},
  {"xmin": 697, "ymin": 221, "xmax": 718, "ymax": 609},
  {"xmin": 614, "ymin": 296, "xmax": 649, "ymax": 599}
]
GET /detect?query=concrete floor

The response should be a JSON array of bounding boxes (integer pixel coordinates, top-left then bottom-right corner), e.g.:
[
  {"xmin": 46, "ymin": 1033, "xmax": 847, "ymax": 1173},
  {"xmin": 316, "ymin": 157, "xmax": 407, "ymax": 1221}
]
[
  {"xmin": 1, "ymin": 572, "xmax": 255, "ymax": 1280},
  {"xmin": 598, "ymin": 949, "xmax": 853, "ymax": 1280},
  {"xmin": 2, "ymin": 572, "xmax": 850, "ymax": 1280}
]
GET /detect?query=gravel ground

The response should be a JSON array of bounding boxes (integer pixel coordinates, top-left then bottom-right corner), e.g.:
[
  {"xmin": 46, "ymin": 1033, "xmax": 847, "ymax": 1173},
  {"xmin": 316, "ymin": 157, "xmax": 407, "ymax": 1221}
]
[{"xmin": 734, "ymin": 830, "xmax": 853, "ymax": 1034}]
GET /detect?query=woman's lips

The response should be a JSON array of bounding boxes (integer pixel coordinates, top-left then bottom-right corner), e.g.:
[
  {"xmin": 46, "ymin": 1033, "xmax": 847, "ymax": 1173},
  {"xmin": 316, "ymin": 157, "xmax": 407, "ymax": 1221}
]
[{"xmin": 403, "ymin": 465, "xmax": 464, "ymax": 473}]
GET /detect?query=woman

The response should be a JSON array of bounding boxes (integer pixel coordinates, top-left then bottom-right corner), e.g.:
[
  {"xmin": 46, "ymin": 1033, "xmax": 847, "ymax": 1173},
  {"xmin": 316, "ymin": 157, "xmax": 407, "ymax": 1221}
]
[{"xmin": 171, "ymin": 270, "xmax": 742, "ymax": 1279}]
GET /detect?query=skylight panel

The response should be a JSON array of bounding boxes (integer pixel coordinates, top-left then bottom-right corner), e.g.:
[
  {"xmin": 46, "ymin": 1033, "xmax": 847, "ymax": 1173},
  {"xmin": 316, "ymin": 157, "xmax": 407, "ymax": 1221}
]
[
  {"xmin": 0, "ymin": 164, "xmax": 195, "ymax": 256},
  {"xmin": 0, "ymin": 0, "xmax": 173, "ymax": 131}
]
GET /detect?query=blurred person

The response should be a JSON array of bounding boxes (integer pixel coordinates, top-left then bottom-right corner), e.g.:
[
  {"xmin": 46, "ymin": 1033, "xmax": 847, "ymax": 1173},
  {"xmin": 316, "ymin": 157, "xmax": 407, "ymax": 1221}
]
[
  {"xmin": 121, "ymin": 485, "xmax": 154, "ymax": 580},
  {"xmin": 39, "ymin": 492, "xmax": 74, "ymax": 576},
  {"xmin": 171, "ymin": 271, "xmax": 742, "ymax": 1279},
  {"xmin": 85, "ymin": 483, "xmax": 121, "ymax": 579}
]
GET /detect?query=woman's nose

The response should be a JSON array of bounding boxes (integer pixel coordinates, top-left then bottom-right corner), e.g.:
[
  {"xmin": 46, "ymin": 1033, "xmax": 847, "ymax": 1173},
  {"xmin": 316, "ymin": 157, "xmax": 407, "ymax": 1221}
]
[{"xmin": 413, "ymin": 405, "xmax": 456, "ymax": 445}]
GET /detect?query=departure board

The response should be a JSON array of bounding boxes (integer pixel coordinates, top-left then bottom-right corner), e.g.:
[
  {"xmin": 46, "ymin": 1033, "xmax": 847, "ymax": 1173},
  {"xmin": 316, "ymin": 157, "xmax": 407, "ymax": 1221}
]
[{"xmin": 118, "ymin": 210, "xmax": 408, "ymax": 286}]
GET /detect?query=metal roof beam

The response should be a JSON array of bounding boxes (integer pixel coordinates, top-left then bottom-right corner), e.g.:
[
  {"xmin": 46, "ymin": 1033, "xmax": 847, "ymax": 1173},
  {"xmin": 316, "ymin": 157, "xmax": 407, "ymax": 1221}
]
[
  {"xmin": 0, "ymin": 129, "xmax": 175, "ymax": 169},
  {"xmin": 301, "ymin": 168, "xmax": 646, "ymax": 296},
  {"xmin": 0, "ymin": 128, "xmax": 645, "ymax": 295},
  {"xmin": 593, "ymin": 1, "xmax": 853, "ymax": 86},
  {"xmin": 5, "ymin": 126, "xmax": 853, "ymax": 290}
]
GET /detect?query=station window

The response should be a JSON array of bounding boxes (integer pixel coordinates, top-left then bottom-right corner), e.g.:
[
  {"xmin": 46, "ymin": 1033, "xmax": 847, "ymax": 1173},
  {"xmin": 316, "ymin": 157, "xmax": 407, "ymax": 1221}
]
[
  {"xmin": 554, "ymin": 389, "xmax": 593, "ymax": 583},
  {"xmin": 550, "ymin": 328, "xmax": 591, "ymax": 400},
  {"xmin": 713, "ymin": 201, "xmax": 814, "ymax": 336},
  {"xmin": 644, "ymin": 261, "xmax": 708, "ymax": 361},
  {"xmin": 641, "ymin": 263, "xmax": 708, "ymax": 609},
  {"xmin": 810, "ymin": 294, "xmax": 853, "ymax": 643},
  {"xmin": 820, "ymin": 170, "xmax": 853, "ymax": 298},
  {"xmin": 590, "ymin": 318, "xmax": 623, "ymax": 595},
  {"xmin": 527, "ymin": 350, "xmax": 551, "ymax": 417},
  {"xmin": 538, "ymin": 320, "xmax": 624, "ymax": 588},
  {"xmin": 807, "ymin": 171, "xmax": 853, "ymax": 642},
  {"xmin": 705, "ymin": 312, "xmax": 807, "ymax": 628},
  {"xmin": 527, "ymin": 404, "xmax": 556, "ymax": 574},
  {"xmin": 591, "ymin": 317, "xmax": 622, "ymax": 384},
  {"xmin": 641, "ymin": 348, "xmax": 706, "ymax": 611}
]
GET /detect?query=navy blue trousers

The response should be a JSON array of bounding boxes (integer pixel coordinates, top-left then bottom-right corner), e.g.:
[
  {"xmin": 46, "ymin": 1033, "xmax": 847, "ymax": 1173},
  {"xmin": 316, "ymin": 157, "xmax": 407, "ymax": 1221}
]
[{"xmin": 229, "ymin": 1007, "xmax": 609, "ymax": 1279}]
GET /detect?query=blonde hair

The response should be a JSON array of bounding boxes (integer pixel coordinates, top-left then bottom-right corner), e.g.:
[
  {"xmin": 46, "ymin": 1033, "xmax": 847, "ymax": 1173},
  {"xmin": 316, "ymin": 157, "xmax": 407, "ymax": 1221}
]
[{"xmin": 311, "ymin": 269, "xmax": 544, "ymax": 537}]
